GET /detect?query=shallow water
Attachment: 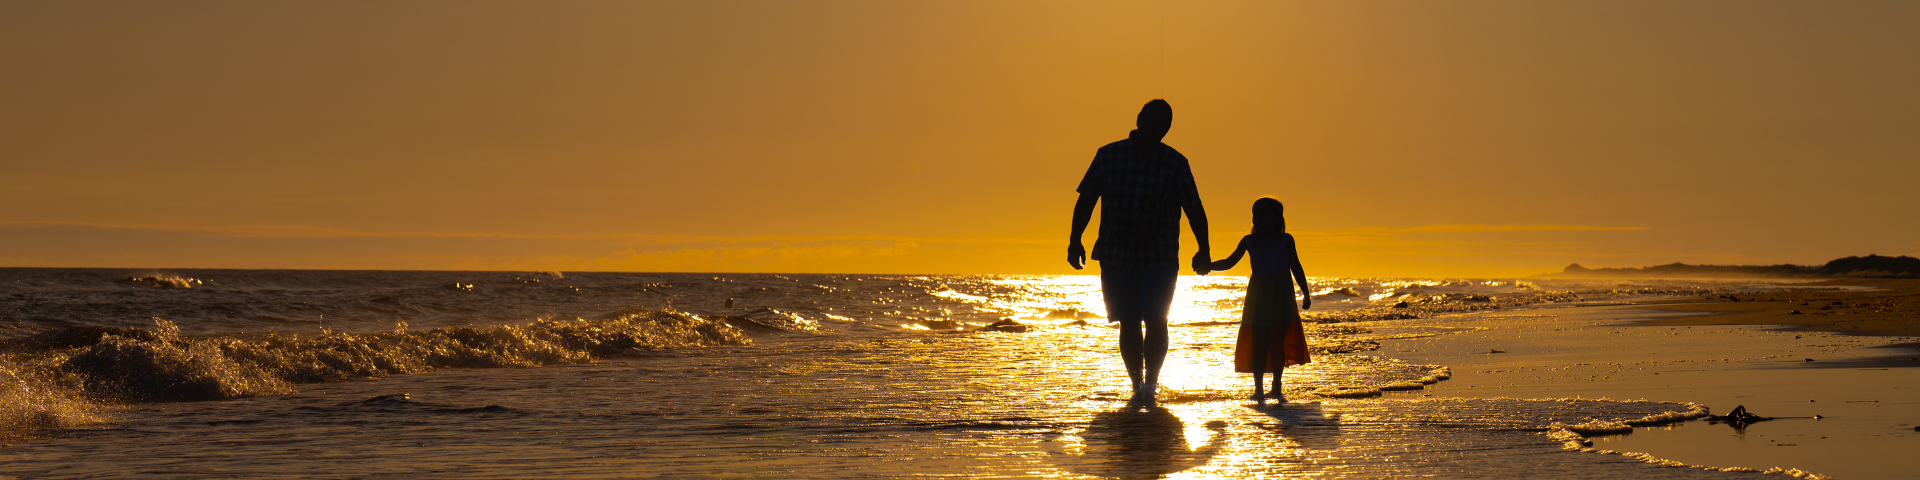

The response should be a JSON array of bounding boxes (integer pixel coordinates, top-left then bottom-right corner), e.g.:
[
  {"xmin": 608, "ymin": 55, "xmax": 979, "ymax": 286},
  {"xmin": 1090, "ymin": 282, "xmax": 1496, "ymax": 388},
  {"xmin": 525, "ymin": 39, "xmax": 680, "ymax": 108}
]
[
  {"xmin": 0, "ymin": 268, "xmax": 1844, "ymax": 477},
  {"xmin": 0, "ymin": 327, "xmax": 1727, "ymax": 478}
]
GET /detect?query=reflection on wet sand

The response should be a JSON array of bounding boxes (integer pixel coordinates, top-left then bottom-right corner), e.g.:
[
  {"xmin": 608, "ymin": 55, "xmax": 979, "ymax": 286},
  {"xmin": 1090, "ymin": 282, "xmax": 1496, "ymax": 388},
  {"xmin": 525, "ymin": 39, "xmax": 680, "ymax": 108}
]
[
  {"xmin": 1, "ymin": 273, "xmax": 1868, "ymax": 478},
  {"xmin": 1054, "ymin": 407, "xmax": 1225, "ymax": 479},
  {"xmin": 1254, "ymin": 402, "xmax": 1344, "ymax": 454}
]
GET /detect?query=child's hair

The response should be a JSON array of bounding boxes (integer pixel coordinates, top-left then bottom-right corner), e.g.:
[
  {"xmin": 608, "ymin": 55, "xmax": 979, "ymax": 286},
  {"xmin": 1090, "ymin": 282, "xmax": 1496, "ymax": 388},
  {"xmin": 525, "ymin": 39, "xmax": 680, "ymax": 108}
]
[{"xmin": 1251, "ymin": 197, "xmax": 1285, "ymax": 236}]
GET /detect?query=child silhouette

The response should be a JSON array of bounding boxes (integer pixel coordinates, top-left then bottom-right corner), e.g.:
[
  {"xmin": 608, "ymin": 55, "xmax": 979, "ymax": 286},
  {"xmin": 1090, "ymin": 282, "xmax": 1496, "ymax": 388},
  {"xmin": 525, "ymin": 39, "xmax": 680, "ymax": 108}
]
[{"xmin": 1208, "ymin": 197, "xmax": 1311, "ymax": 403}]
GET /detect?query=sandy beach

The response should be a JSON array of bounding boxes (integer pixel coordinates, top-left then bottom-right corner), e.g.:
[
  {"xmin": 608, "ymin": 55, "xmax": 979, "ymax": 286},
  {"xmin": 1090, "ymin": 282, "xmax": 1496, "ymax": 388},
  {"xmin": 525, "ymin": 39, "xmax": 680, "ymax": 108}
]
[
  {"xmin": 1637, "ymin": 278, "xmax": 1920, "ymax": 339},
  {"xmin": 1373, "ymin": 295, "xmax": 1920, "ymax": 479}
]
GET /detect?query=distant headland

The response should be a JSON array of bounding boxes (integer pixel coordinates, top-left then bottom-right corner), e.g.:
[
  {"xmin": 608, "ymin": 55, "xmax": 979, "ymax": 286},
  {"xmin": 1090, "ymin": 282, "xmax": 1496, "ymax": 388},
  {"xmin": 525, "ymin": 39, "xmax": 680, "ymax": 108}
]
[{"xmin": 1537, "ymin": 254, "xmax": 1920, "ymax": 279}]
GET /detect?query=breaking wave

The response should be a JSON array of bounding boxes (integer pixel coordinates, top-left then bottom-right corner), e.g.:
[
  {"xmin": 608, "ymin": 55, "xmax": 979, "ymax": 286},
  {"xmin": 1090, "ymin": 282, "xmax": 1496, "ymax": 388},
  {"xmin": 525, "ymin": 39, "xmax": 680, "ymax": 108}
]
[
  {"xmin": 0, "ymin": 358, "xmax": 109, "ymax": 442},
  {"xmin": 0, "ymin": 309, "xmax": 746, "ymax": 438},
  {"xmin": 116, "ymin": 275, "xmax": 203, "ymax": 289}
]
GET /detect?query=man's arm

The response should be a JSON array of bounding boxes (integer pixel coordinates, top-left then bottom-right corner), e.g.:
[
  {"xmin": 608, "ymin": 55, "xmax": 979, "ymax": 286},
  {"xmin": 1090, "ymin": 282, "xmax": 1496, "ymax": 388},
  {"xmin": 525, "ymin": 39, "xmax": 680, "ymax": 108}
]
[
  {"xmin": 1184, "ymin": 203, "xmax": 1210, "ymax": 275},
  {"xmin": 1068, "ymin": 193, "xmax": 1098, "ymax": 270}
]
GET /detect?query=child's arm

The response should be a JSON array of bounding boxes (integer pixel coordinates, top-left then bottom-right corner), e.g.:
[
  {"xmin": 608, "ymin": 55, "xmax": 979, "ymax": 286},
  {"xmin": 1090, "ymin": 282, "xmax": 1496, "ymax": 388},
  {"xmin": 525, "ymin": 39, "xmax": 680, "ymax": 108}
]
[
  {"xmin": 1207, "ymin": 236, "xmax": 1250, "ymax": 272},
  {"xmin": 1288, "ymin": 233, "xmax": 1311, "ymax": 310}
]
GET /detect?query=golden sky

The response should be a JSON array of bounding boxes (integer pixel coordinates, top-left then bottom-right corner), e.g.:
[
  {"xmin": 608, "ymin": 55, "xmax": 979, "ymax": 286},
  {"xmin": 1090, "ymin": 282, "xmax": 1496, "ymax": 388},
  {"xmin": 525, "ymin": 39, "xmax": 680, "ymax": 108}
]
[{"xmin": 3, "ymin": 1, "xmax": 1916, "ymax": 277}]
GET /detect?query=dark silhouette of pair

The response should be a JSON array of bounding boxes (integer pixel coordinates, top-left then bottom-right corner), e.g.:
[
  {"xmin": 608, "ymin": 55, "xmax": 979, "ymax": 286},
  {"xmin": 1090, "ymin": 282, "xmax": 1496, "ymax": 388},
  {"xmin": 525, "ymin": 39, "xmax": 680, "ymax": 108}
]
[{"xmin": 1069, "ymin": 100, "xmax": 1311, "ymax": 406}]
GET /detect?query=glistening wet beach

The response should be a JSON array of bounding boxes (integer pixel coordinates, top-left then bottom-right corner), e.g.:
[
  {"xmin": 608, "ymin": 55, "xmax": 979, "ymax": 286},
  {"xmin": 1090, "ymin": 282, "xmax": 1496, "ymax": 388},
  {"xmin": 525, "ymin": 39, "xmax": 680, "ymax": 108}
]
[
  {"xmin": 1376, "ymin": 303, "xmax": 1920, "ymax": 478},
  {"xmin": 1, "ymin": 269, "xmax": 1905, "ymax": 478},
  {"xmin": 0, "ymin": 318, "xmax": 1733, "ymax": 478}
]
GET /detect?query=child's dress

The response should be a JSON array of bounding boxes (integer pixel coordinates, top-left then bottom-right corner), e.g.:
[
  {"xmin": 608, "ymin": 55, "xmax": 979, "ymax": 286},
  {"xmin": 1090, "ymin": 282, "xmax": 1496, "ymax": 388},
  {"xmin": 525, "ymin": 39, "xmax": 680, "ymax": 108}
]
[{"xmin": 1233, "ymin": 237, "xmax": 1311, "ymax": 372}]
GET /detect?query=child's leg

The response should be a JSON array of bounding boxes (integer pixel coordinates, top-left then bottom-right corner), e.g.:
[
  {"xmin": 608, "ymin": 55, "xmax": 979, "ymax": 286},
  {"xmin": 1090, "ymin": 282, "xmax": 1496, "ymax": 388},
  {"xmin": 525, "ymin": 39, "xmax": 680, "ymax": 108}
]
[
  {"xmin": 1269, "ymin": 369, "xmax": 1284, "ymax": 397},
  {"xmin": 1269, "ymin": 319, "xmax": 1292, "ymax": 398},
  {"xmin": 1249, "ymin": 323, "xmax": 1272, "ymax": 399}
]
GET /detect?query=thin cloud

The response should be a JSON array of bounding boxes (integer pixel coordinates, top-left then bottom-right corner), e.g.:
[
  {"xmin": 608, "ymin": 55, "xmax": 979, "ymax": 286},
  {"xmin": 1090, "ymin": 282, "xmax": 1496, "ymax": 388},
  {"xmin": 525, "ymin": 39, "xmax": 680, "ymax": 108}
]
[
  {"xmin": 1396, "ymin": 224, "xmax": 1648, "ymax": 233},
  {"xmin": 0, "ymin": 221, "xmax": 1045, "ymax": 246},
  {"xmin": 584, "ymin": 242, "xmax": 921, "ymax": 272}
]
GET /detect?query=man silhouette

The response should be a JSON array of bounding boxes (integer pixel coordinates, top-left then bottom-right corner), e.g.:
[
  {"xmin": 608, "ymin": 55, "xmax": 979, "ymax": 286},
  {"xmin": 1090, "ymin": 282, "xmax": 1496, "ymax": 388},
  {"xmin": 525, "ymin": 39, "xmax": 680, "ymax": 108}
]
[{"xmin": 1068, "ymin": 99, "xmax": 1211, "ymax": 405}]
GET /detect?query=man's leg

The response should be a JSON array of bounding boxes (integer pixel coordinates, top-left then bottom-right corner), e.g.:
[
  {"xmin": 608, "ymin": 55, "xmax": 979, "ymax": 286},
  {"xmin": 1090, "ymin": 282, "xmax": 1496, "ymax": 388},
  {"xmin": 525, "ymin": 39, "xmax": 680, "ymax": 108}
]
[
  {"xmin": 1139, "ymin": 265, "xmax": 1179, "ymax": 391},
  {"xmin": 1101, "ymin": 268, "xmax": 1145, "ymax": 392},
  {"xmin": 1143, "ymin": 317, "xmax": 1168, "ymax": 389},
  {"xmin": 1117, "ymin": 319, "xmax": 1145, "ymax": 390}
]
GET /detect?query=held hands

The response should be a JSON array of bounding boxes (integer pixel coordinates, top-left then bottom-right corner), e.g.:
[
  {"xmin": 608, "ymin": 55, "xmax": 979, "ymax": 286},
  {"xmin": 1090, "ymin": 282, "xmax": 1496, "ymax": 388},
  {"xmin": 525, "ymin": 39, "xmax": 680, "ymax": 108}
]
[{"xmin": 1068, "ymin": 244, "xmax": 1215, "ymax": 274}]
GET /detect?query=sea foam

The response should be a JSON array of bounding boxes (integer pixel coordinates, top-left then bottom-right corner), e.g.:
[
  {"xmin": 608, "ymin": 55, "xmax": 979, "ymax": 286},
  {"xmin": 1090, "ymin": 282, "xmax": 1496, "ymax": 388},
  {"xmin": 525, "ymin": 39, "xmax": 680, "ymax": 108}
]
[
  {"xmin": 4, "ymin": 309, "xmax": 747, "ymax": 411},
  {"xmin": 0, "ymin": 358, "xmax": 109, "ymax": 441}
]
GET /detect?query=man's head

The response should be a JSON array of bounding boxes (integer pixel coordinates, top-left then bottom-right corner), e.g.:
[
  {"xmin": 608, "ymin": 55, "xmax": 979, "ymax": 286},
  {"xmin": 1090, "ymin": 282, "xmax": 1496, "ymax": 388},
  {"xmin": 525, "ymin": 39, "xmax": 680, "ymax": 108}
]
[{"xmin": 1135, "ymin": 99, "xmax": 1172, "ymax": 142}]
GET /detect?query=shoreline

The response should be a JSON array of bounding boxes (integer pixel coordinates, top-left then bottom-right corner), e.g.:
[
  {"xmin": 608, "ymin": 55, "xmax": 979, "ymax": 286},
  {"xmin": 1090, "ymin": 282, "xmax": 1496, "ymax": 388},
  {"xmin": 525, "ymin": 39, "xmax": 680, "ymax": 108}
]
[
  {"xmin": 1367, "ymin": 301, "xmax": 1919, "ymax": 478},
  {"xmin": 1632, "ymin": 277, "xmax": 1920, "ymax": 337},
  {"xmin": 1632, "ymin": 278, "xmax": 1920, "ymax": 367}
]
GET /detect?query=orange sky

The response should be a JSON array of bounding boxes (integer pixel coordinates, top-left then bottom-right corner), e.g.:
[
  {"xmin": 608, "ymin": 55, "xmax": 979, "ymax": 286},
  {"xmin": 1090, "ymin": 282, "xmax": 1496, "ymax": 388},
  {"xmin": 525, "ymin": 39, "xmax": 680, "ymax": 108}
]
[{"xmin": 3, "ymin": 1, "xmax": 1916, "ymax": 277}]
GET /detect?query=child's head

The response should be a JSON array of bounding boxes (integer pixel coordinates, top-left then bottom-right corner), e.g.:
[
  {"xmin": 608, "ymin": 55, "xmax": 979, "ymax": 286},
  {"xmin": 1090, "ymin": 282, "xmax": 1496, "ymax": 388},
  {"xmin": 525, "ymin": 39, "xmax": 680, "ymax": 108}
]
[{"xmin": 1251, "ymin": 197, "xmax": 1285, "ymax": 236}]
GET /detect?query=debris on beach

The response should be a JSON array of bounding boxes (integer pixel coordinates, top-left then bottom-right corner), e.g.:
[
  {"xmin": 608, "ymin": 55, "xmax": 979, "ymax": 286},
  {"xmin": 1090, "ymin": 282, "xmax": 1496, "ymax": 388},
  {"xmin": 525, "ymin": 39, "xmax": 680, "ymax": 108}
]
[
  {"xmin": 1707, "ymin": 405, "xmax": 1771, "ymax": 424},
  {"xmin": 1702, "ymin": 405, "xmax": 1827, "ymax": 432},
  {"xmin": 1489, "ymin": 349, "xmax": 1506, "ymax": 354}
]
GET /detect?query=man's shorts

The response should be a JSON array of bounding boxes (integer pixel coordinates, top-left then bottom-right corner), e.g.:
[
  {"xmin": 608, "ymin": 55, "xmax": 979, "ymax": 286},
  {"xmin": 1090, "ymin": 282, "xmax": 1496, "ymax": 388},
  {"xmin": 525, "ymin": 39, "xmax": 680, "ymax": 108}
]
[{"xmin": 1099, "ymin": 264, "xmax": 1179, "ymax": 323}]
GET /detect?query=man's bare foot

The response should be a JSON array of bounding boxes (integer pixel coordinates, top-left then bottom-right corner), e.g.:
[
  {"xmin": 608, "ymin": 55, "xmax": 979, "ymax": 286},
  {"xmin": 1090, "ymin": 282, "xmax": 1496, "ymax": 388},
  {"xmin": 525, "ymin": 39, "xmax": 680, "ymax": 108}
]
[
  {"xmin": 1268, "ymin": 390, "xmax": 1286, "ymax": 403},
  {"xmin": 1127, "ymin": 383, "xmax": 1158, "ymax": 406}
]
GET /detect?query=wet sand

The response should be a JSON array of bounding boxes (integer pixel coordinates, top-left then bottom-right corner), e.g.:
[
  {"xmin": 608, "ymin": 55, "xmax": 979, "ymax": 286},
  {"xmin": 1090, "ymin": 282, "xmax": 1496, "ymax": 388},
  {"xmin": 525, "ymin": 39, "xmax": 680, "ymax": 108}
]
[
  {"xmin": 1370, "ymin": 303, "xmax": 1920, "ymax": 479},
  {"xmin": 1636, "ymin": 278, "xmax": 1920, "ymax": 338},
  {"xmin": 6, "ymin": 273, "xmax": 1915, "ymax": 478},
  {"xmin": 0, "ymin": 319, "xmax": 1741, "ymax": 479}
]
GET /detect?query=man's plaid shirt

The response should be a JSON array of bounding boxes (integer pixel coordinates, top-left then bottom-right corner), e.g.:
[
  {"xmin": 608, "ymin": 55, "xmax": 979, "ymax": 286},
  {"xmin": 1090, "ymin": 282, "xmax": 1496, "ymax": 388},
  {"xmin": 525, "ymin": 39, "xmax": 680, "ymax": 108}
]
[{"xmin": 1076, "ymin": 138, "xmax": 1202, "ymax": 269}]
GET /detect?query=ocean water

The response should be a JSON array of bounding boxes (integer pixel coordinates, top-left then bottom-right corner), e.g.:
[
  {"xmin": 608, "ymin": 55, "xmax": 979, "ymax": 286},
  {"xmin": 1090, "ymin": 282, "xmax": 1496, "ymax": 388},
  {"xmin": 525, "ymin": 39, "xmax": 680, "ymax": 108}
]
[{"xmin": 0, "ymin": 268, "xmax": 1807, "ymax": 477}]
